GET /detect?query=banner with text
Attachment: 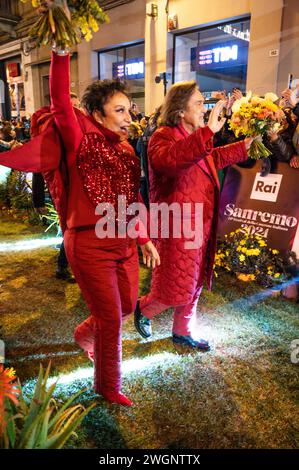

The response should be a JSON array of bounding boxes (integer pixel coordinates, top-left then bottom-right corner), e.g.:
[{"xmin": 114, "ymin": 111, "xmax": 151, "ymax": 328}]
[{"xmin": 218, "ymin": 161, "xmax": 299, "ymax": 257}]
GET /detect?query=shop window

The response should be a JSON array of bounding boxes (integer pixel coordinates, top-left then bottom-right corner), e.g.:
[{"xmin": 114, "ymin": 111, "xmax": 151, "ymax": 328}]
[
  {"xmin": 98, "ymin": 42, "xmax": 145, "ymax": 113},
  {"xmin": 174, "ymin": 18, "xmax": 250, "ymax": 101},
  {"xmin": 5, "ymin": 56, "xmax": 25, "ymax": 119}
]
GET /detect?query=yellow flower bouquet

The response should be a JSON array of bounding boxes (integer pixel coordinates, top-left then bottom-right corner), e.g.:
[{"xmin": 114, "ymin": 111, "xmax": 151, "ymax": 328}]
[
  {"xmin": 19, "ymin": 0, "xmax": 109, "ymax": 48},
  {"xmin": 214, "ymin": 229, "xmax": 296, "ymax": 286},
  {"xmin": 229, "ymin": 92, "xmax": 287, "ymax": 159},
  {"xmin": 128, "ymin": 121, "xmax": 145, "ymax": 140}
]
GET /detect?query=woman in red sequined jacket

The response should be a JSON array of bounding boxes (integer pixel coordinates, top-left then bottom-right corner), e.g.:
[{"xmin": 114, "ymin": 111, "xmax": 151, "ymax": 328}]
[{"xmin": 50, "ymin": 50, "xmax": 159, "ymax": 407}]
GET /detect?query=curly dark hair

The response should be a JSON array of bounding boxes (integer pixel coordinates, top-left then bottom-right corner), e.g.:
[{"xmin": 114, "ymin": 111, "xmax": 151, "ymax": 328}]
[
  {"xmin": 160, "ymin": 81, "xmax": 198, "ymax": 127},
  {"xmin": 81, "ymin": 79, "xmax": 130, "ymax": 116}
]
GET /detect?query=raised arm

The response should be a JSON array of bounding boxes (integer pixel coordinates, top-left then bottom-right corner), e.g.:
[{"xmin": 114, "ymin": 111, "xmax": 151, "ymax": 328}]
[
  {"xmin": 212, "ymin": 140, "xmax": 248, "ymax": 170},
  {"xmin": 148, "ymin": 126, "xmax": 214, "ymax": 176},
  {"xmin": 50, "ymin": 51, "xmax": 83, "ymax": 155}
]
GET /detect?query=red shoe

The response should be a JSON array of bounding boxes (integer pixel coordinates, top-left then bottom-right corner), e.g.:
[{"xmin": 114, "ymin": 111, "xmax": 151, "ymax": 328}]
[{"xmin": 100, "ymin": 390, "xmax": 133, "ymax": 407}]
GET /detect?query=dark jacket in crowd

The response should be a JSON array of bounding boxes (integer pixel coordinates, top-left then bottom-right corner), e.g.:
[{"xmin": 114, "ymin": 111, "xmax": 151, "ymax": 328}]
[
  {"xmin": 263, "ymin": 108, "xmax": 297, "ymax": 163},
  {"xmin": 214, "ymin": 107, "xmax": 297, "ymax": 179},
  {"xmin": 32, "ymin": 173, "xmax": 46, "ymax": 208},
  {"xmin": 293, "ymin": 103, "xmax": 299, "ymax": 119}
]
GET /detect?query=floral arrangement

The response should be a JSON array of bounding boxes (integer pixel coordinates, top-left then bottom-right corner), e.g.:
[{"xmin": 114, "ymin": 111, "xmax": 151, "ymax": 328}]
[
  {"xmin": 0, "ymin": 366, "xmax": 19, "ymax": 438},
  {"xmin": 128, "ymin": 120, "xmax": 146, "ymax": 140},
  {"xmin": 0, "ymin": 362, "xmax": 95, "ymax": 449},
  {"xmin": 214, "ymin": 229, "xmax": 296, "ymax": 286},
  {"xmin": 229, "ymin": 92, "xmax": 286, "ymax": 159},
  {"xmin": 19, "ymin": 0, "xmax": 109, "ymax": 48}
]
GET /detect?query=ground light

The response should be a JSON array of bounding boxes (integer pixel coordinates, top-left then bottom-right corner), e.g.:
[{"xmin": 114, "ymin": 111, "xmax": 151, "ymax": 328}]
[
  {"xmin": 229, "ymin": 275, "xmax": 299, "ymax": 307},
  {"xmin": 47, "ymin": 352, "xmax": 181, "ymax": 386},
  {"xmin": 8, "ymin": 275, "xmax": 299, "ymax": 365},
  {"xmin": 20, "ymin": 267, "xmax": 298, "ymax": 392},
  {"xmin": 21, "ymin": 352, "xmax": 181, "ymax": 398},
  {"xmin": 0, "ymin": 237, "xmax": 63, "ymax": 252}
]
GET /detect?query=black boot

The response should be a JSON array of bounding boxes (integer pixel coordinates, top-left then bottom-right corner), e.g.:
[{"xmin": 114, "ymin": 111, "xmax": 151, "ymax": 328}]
[
  {"xmin": 172, "ymin": 334, "xmax": 210, "ymax": 351},
  {"xmin": 134, "ymin": 300, "xmax": 152, "ymax": 339},
  {"xmin": 55, "ymin": 267, "xmax": 76, "ymax": 283}
]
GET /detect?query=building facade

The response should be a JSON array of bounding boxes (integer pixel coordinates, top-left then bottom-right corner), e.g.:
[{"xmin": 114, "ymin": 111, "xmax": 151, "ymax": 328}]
[{"xmin": 0, "ymin": 0, "xmax": 298, "ymax": 117}]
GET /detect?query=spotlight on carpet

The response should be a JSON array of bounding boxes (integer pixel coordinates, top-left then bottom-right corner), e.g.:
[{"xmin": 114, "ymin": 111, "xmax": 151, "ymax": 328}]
[
  {"xmin": 45, "ymin": 352, "xmax": 180, "ymax": 387},
  {"xmin": 0, "ymin": 237, "xmax": 63, "ymax": 252}
]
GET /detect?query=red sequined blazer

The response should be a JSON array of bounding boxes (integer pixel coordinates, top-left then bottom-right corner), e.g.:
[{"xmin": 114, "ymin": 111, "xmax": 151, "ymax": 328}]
[
  {"xmin": 49, "ymin": 52, "xmax": 141, "ymax": 231},
  {"xmin": 0, "ymin": 53, "xmax": 147, "ymax": 240}
]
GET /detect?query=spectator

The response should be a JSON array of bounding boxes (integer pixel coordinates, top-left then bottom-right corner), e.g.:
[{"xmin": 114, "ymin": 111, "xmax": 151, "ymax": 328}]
[
  {"xmin": 31, "ymin": 172, "xmax": 76, "ymax": 283},
  {"xmin": 130, "ymin": 102, "xmax": 143, "ymax": 122}
]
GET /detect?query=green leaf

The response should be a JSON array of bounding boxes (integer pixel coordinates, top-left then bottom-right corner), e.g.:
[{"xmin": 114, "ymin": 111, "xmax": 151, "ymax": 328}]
[
  {"xmin": 43, "ymin": 403, "xmax": 96, "ymax": 449},
  {"xmin": 37, "ymin": 408, "xmax": 52, "ymax": 448},
  {"xmin": 6, "ymin": 361, "xmax": 95, "ymax": 449},
  {"xmin": 48, "ymin": 388, "xmax": 88, "ymax": 429}
]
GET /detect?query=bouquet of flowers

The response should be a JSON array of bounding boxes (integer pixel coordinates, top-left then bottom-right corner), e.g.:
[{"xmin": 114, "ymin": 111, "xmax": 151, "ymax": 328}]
[
  {"xmin": 128, "ymin": 120, "xmax": 146, "ymax": 140},
  {"xmin": 229, "ymin": 92, "xmax": 286, "ymax": 159},
  {"xmin": 19, "ymin": 0, "xmax": 109, "ymax": 48},
  {"xmin": 214, "ymin": 229, "xmax": 296, "ymax": 286}
]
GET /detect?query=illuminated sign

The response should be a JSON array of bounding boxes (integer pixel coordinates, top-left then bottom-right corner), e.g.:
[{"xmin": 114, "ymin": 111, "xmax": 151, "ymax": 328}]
[
  {"xmin": 217, "ymin": 25, "xmax": 250, "ymax": 42},
  {"xmin": 191, "ymin": 40, "xmax": 248, "ymax": 72},
  {"xmin": 112, "ymin": 58, "xmax": 145, "ymax": 80},
  {"xmin": 199, "ymin": 45, "xmax": 238, "ymax": 65}
]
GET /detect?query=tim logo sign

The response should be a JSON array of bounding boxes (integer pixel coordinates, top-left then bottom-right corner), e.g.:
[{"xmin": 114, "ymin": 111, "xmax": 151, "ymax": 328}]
[{"xmin": 250, "ymin": 173, "xmax": 283, "ymax": 202}]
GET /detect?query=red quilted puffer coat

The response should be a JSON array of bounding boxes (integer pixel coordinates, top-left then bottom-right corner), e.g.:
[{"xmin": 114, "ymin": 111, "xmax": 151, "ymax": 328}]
[{"xmin": 147, "ymin": 123, "xmax": 248, "ymax": 305}]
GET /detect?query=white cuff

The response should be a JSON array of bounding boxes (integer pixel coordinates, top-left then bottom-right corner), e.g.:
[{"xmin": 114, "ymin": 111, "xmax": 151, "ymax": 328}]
[{"xmin": 52, "ymin": 43, "xmax": 70, "ymax": 56}]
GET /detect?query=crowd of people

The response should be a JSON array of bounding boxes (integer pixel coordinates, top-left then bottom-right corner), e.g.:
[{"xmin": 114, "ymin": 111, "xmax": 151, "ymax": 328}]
[
  {"xmin": 0, "ymin": 117, "xmax": 30, "ymax": 152},
  {"xmin": 1, "ymin": 46, "xmax": 299, "ymax": 406},
  {"xmin": 133, "ymin": 87, "xmax": 299, "ymax": 181}
]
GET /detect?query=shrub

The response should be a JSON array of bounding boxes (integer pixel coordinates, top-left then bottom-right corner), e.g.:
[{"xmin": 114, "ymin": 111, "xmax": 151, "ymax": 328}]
[{"xmin": 0, "ymin": 362, "xmax": 95, "ymax": 449}]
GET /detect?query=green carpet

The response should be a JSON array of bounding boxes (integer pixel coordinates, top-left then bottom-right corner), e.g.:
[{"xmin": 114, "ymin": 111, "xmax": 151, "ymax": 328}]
[{"xmin": 1, "ymin": 216, "xmax": 298, "ymax": 449}]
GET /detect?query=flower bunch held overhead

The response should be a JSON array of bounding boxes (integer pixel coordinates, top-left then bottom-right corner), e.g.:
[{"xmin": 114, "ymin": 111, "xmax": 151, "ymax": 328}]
[
  {"xmin": 229, "ymin": 92, "xmax": 287, "ymax": 159},
  {"xmin": 19, "ymin": 0, "xmax": 110, "ymax": 48}
]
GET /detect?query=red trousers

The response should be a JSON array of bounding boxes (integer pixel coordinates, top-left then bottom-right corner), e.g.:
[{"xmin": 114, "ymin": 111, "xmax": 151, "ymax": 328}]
[
  {"xmin": 140, "ymin": 286, "xmax": 203, "ymax": 336},
  {"xmin": 64, "ymin": 228, "xmax": 139, "ymax": 394}
]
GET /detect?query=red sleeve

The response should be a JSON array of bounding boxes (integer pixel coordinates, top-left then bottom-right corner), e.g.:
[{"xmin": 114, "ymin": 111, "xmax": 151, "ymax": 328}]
[
  {"xmin": 50, "ymin": 52, "xmax": 83, "ymax": 158},
  {"xmin": 148, "ymin": 126, "xmax": 214, "ymax": 176},
  {"xmin": 0, "ymin": 125, "xmax": 61, "ymax": 173},
  {"xmin": 136, "ymin": 221, "xmax": 150, "ymax": 245},
  {"xmin": 212, "ymin": 140, "xmax": 248, "ymax": 170},
  {"xmin": 137, "ymin": 192, "xmax": 150, "ymax": 244}
]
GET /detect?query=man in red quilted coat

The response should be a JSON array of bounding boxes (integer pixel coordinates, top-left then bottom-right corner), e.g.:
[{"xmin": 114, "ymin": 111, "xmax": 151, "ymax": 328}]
[{"xmin": 134, "ymin": 81, "xmax": 253, "ymax": 350}]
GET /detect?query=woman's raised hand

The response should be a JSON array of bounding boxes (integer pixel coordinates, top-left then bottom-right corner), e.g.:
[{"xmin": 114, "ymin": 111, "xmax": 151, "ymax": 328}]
[{"xmin": 281, "ymin": 88, "xmax": 297, "ymax": 108}]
